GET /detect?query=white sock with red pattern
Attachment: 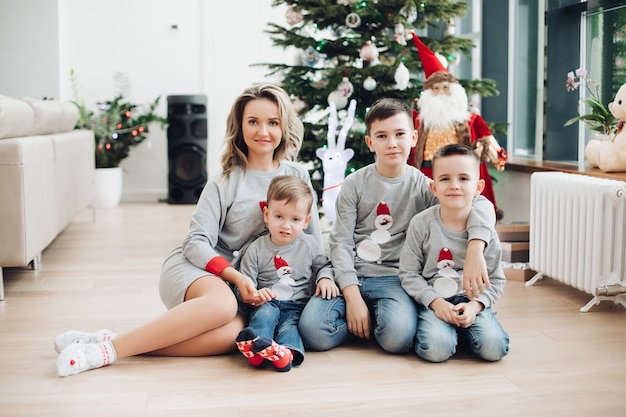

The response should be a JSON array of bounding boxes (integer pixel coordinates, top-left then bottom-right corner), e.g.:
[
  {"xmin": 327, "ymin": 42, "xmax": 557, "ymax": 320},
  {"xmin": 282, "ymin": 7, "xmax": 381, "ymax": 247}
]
[
  {"xmin": 55, "ymin": 340, "xmax": 117, "ymax": 377},
  {"xmin": 54, "ymin": 329, "xmax": 117, "ymax": 353}
]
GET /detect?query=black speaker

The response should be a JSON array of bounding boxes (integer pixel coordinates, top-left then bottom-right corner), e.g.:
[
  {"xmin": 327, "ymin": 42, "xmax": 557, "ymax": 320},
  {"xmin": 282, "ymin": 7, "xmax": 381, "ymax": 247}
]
[{"xmin": 167, "ymin": 94, "xmax": 208, "ymax": 204}]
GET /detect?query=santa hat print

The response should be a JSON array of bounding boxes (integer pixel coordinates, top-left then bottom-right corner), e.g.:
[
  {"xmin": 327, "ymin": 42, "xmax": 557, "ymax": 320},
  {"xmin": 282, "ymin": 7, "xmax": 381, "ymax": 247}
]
[
  {"xmin": 376, "ymin": 201, "xmax": 391, "ymax": 217},
  {"xmin": 411, "ymin": 32, "xmax": 447, "ymax": 78},
  {"xmin": 436, "ymin": 247, "xmax": 455, "ymax": 269},
  {"xmin": 274, "ymin": 255, "xmax": 289, "ymax": 270}
]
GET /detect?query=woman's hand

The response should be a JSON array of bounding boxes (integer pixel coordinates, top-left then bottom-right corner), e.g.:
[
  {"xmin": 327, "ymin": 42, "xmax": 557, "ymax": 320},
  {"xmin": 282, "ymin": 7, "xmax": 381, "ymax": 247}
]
[{"xmin": 222, "ymin": 267, "xmax": 267, "ymax": 306}]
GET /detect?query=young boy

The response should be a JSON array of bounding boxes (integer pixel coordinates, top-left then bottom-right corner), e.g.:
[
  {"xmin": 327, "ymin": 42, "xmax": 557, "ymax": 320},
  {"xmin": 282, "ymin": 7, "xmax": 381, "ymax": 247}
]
[
  {"xmin": 235, "ymin": 175, "xmax": 338, "ymax": 371},
  {"xmin": 399, "ymin": 143, "xmax": 509, "ymax": 362},
  {"xmin": 298, "ymin": 98, "xmax": 496, "ymax": 353}
]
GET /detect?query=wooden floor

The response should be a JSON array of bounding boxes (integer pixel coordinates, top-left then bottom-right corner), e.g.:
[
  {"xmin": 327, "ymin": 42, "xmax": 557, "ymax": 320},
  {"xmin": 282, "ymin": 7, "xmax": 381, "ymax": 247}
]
[{"xmin": 1, "ymin": 203, "xmax": 626, "ymax": 416}]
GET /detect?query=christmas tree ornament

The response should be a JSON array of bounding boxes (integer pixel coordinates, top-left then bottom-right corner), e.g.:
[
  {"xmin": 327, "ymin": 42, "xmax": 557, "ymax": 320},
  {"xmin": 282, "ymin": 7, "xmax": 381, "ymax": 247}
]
[
  {"xmin": 359, "ymin": 41, "xmax": 379, "ymax": 62},
  {"xmin": 345, "ymin": 13, "xmax": 361, "ymax": 28},
  {"xmin": 448, "ymin": 52, "xmax": 461, "ymax": 66},
  {"xmin": 394, "ymin": 62, "xmax": 410, "ymax": 90},
  {"xmin": 337, "ymin": 75, "xmax": 354, "ymax": 97},
  {"xmin": 301, "ymin": 46, "xmax": 321, "ymax": 67},
  {"xmin": 446, "ymin": 19, "xmax": 456, "ymax": 35},
  {"xmin": 337, "ymin": 0, "xmax": 358, "ymax": 4},
  {"xmin": 327, "ymin": 90, "xmax": 348, "ymax": 109},
  {"xmin": 400, "ymin": 4, "xmax": 418, "ymax": 23},
  {"xmin": 363, "ymin": 76, "xmax": 377, "ymax": 91},
  {"xmin": 285, "ymin": 6, "xmax": 303, "ymax": 26},
  {"xmin": 394, "ymin": 22, "xmax": 407, "ymax": 45}
]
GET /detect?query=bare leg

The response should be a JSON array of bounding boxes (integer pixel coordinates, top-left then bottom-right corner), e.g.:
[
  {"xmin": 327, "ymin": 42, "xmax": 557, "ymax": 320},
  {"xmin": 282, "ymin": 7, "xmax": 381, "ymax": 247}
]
[
  {"xmin": 147, "ymin": 313, "xmax": 245, "ymax": 356},
  {"xmin": 111, "ymin": 275, "xmax": 242, "ymax": 359}
]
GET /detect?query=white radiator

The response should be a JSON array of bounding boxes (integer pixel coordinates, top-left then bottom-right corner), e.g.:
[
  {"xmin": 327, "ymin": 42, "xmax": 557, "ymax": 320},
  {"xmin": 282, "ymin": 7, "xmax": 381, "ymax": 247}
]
[{"xmin": 527, "ymin": 172, "xmax": 626, "ymax": 312}]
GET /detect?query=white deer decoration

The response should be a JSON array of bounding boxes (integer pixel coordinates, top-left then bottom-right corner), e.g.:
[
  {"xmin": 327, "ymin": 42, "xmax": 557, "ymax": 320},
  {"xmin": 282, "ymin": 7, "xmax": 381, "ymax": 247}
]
[{"xmin": 316, "ymin": 99, "xmax": 357, "ymax": 224}]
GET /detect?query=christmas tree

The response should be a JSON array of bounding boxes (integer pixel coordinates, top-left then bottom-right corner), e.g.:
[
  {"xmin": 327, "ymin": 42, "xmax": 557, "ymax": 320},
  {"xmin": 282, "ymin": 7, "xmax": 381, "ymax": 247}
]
[{"xmin": 259, "ymin": 0, "xmax": 499, "ymax": 196}]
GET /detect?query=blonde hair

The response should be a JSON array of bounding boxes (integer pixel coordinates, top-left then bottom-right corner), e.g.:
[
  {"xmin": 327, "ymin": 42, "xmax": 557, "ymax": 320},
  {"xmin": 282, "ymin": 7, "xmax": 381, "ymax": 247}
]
[
  {"xmin": 221, "ymin": 84, "xmax": 304, "ymax": 178},
  {"xmin": 267, "ymin": 175, "xmax": 313, "ymax": 212}
]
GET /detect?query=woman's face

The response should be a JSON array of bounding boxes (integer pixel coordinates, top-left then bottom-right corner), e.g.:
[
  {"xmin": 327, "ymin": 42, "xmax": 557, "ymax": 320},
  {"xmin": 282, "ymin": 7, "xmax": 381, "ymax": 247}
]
[{"xmin": 241, "ymin": 98, "xmax": 282, "ymax": 159}]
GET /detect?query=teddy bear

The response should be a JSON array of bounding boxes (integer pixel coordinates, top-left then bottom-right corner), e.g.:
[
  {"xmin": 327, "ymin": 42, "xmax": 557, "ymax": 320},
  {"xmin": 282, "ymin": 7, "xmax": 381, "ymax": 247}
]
[{"xmin": 584, "ymin": 83, "xmax": 626, "ymax": 172}]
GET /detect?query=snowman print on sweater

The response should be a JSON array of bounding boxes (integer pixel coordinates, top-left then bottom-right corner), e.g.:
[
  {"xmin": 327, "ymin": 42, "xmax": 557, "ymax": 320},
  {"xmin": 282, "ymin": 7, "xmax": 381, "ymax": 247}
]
[
  {"xmin": 271, "ymin": 255, "xmax": 297, "ymax": 300},
  {"xmin": 433, "ymin": 247, "xmax": 461, "ymax": 298},
  {"xmin": 356, "ymin": 201, "xmax": 393, "ymax": 263}
]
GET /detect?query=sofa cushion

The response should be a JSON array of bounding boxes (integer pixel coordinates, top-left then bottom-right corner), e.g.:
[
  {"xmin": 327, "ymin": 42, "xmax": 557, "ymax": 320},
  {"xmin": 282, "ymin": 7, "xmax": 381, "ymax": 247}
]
[
  {"xmin": 22, "ymin": 98, "xmax": 80, "ymax": 135},
  {"xmin": 0, "ymin": 95, "xmax": 35, "ymax": 139}
]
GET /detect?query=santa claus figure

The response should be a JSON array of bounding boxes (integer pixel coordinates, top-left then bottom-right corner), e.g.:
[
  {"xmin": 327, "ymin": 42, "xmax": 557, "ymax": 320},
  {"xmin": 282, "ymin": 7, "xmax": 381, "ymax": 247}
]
[{"xmin": 410, "ymin": 32, "xmax": 508, "ymax": 219}]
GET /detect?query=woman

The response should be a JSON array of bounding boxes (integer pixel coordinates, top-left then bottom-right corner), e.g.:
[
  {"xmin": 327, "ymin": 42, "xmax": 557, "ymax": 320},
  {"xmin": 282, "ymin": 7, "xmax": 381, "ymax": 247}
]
[{"xmin": 55, "ymin": 83, "xmax": 322, "ymax": 376}]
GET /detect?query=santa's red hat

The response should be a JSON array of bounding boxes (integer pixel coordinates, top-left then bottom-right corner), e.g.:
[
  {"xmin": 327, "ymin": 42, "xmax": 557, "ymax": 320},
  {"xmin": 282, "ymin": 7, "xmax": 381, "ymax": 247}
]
[
  {"xmin": 274, "ymin": 255, "xmax": 289, "ymax": 270},
  {"xmin": 437, "ymin": 248, "xmax": 454, "ymax": 269},
  {"xmin": 376, "ymin": 202, "xmax": 390, "ymax": 216},
  {"xmin": 411, "ymin": 32, "xmax": 447, "ymax": 78}
]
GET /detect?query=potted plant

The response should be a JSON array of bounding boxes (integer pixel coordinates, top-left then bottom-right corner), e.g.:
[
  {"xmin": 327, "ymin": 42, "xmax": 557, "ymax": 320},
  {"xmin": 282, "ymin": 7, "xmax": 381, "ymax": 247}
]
[
  {"xmin": 71, "ymin": 70, "xmax": 168, "ymax": 206},
  {"xmin": 563, "ymin": 68, "xmax": 618, "ymax": 137}
]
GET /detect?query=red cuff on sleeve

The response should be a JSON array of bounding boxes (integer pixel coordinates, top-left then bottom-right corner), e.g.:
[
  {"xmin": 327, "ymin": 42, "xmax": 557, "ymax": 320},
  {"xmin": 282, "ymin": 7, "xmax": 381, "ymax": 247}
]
[{"xmin": 205, "ymin": 256, "xmax": 233, "ymax": 276}]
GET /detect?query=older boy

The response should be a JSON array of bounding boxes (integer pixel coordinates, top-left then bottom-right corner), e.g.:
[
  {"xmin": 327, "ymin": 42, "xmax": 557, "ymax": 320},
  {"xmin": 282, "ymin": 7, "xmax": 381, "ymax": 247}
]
[{"xmin": 298, "ymin": 98, "xmax": 496, "ymax": 353}]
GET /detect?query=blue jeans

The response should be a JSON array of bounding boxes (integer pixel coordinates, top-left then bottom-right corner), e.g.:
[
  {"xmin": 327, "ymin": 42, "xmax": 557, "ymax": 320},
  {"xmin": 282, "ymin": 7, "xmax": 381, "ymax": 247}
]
[
  {"xmin": 415, "ymin": 296, "xmax": 510, "ymax": 362},
  {"xmin": 298, "ymin": 275, "xmax": 417, "ymax": 353},
  {"xmin": 248, "ymin": 299, "xmax": 305, "ymax": 366}
]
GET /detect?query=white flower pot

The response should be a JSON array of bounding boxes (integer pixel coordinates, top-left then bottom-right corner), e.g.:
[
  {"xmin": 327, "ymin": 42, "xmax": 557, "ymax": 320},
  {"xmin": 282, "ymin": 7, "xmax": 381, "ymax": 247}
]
[
  {"xmin": 594, "ymin": 133, "xmax": 613, "ymax": 142},
  {"xmin": 93, "ymin": 167, "xmax": 123, "ymax": 208}
]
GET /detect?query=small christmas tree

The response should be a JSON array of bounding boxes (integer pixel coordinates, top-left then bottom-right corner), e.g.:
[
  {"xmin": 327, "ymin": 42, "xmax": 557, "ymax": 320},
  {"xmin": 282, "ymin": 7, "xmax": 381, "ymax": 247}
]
[
  {"xmin": 70, "ymin": 70, "xmax": 168, "ymax": 169},
  {"xmin": 259, "ymin": 0, "xmax": 498, "ymax": 195}
]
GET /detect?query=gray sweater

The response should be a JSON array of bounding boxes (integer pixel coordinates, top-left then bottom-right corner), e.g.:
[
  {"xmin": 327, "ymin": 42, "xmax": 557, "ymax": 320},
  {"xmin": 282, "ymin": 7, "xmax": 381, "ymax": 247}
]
[
  {"xmin": 239, "ymin": 233, "xmax": 333, "ymax": 302},
  {"xmin": 399, "ymin": 205, "xmax": 505, "ymax": 309},
  {"xmin": 330, "ymin": 164, "xmax": 495, "ymax": 290},
  {"xmin": 180, "ymin": 161, "xmax": 322, "ymax": 275}
]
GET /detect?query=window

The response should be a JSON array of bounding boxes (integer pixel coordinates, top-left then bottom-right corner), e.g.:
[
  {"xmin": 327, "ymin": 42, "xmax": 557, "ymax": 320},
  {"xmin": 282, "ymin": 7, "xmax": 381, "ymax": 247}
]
[
  {"xmin": 580, "ymin": 4, "xmax": 626, "ymax": 151},
  {"xmin": 509, "ymin": 0, "xmax": 543, "ymax": 159},
  {"xmin": 540, "ymin": 0, "xmax": 626, "ymax": 163}
]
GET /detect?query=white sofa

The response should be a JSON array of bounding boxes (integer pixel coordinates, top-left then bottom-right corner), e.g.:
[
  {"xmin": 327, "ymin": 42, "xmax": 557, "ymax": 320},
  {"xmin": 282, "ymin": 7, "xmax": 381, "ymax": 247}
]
[{"xmin": 0, "ymin": 95, "xmax": 95, "ymax": 300}]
